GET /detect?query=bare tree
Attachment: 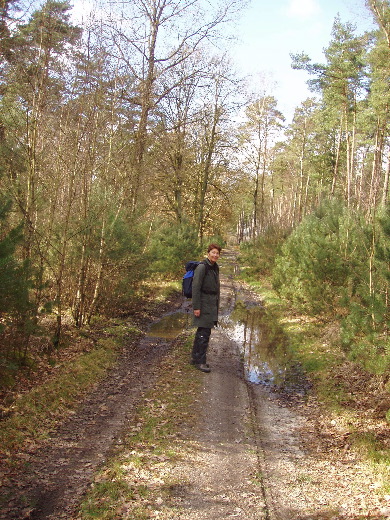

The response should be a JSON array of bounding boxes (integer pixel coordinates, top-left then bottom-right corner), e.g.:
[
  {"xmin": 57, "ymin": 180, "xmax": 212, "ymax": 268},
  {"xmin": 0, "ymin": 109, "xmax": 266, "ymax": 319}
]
[
  {"xmin": 102, "ymin": 0, "xmax": 244, "ymax": 212},
  {"xmin": 238, "ymin": 95, "xmax": 284, "ymax": 237}
]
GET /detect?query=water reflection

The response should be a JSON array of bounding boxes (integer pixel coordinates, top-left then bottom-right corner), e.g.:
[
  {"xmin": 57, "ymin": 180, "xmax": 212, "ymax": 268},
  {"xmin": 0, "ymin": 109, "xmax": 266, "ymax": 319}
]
[
  {"xmin": 220, "ymin": 300, "xmax": 302, "ymax": 391},
  {"xmin": 147, "ymin": 298, "xmax": 307, "ymax": 395},
  {"xmin": 148, "ymin": 311, "xmax": 192, "ymax": 339}
]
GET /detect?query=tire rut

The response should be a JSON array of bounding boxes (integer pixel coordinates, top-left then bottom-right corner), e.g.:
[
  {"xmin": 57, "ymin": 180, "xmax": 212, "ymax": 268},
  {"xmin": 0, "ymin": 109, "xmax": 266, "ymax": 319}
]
[{"xmin": 1, "ymin": 328, "xmax": 177, "ymax": 520}]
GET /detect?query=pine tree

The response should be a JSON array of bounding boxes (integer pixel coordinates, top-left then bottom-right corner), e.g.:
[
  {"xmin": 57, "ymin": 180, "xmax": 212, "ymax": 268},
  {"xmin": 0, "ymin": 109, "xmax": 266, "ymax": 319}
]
[
  {"xmin": 0, "ymin": 196, "xmax": 33, "ymax": 365},
  {"xmin": 291, "ymin": 18, "xmax": 369, "ymax": 206}
]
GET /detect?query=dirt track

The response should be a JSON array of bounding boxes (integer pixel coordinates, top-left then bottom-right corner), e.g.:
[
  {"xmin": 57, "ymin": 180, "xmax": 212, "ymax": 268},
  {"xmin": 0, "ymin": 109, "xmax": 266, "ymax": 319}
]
[
  {"xmin": 0, "ymin": 335, "xmax": 176, "ymax": 520},
  {"xmin": 1, "ymin": 251, "xmax": 389, "ymax": 519},
  {"xmin": 155, "ymin": 253, "xmax": 389, "ymax": 520}
]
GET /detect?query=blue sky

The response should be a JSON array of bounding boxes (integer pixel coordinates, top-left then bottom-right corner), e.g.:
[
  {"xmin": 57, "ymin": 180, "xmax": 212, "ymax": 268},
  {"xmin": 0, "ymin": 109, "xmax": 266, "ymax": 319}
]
[
  {"xmin": 70, "ymin": 0, "xmax": 376, "ymax": 123},
  {"xmin": 231, "ymin": 0, "xmax": 376, "ymax": 121}
]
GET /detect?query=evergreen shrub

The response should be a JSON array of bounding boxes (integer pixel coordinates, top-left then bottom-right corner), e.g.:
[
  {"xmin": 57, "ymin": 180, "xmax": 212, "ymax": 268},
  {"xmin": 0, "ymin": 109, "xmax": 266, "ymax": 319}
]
[
  {"xmin": 272, "ymin": 201, "xmax": 372, "ymax": 314},
  {"xmin": 148, "ymin": 220, "xmax": 201, "ymax": 276},
  {"xmin": 98, "ymin": 215, "xmax": 151, "ymax": 314},
  {"xmin": 0, "ymin": 199, "xmax": 29, "ymax": 314},
  {"xmin": 272, "ymin": 200, "xmax": 389, "ymax": 373},
  {"xmin": 339, "ymin": 204, "xmax": 390, "ymax": 372},
  {"xmin": 273, "ymin": 201, "xmax": 351, "ymax": 313},
  {"xmin": 0, "ymin": 196, "xmax": 34, "ymax": 371}
]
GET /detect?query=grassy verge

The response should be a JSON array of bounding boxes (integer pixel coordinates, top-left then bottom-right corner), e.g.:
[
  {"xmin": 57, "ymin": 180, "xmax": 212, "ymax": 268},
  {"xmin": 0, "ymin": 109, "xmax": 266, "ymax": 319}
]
[
  {"xmin": 77, "ymin": 334, "xmax": 202, "ymax": 520},
  {"xmin": 0, "ymin": 282, "xmax": 181, "ymax": 462},
  {"xmin": 241, "ymin": 273, "xmax": 390, "ymax": 494},
  {"xmin": 0, "ymin": 320, "xmax": 139, "ymax": 460}
]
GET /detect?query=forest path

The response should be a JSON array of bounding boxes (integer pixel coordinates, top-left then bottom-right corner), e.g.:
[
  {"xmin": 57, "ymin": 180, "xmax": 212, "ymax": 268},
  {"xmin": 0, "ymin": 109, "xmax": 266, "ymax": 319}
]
[
  {"xmin": 0, "ymin": 306, "xmax": 183, "ymax": 520},
  {"xmin": 1, "ymin": 250, "xmax": 388, "ymax": 519},
  {"xmin": 139, "ymin": 250, "xmax": 389, "ymax": 520}
]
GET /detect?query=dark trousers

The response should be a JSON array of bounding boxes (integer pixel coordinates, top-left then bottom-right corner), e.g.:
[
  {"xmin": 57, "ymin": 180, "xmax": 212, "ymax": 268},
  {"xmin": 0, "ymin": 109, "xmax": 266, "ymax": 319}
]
[{"xmin": 191, "ymin": 327, "xmax": 211, "ymax": 365}]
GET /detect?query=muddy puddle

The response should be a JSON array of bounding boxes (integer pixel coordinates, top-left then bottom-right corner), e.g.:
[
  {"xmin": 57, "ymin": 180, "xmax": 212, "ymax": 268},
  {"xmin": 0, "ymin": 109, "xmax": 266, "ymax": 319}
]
[
  {"xmin": 148, "ymin": 298, "xmax": 308, "ymax": 395},
  {"xmin": 219, "ymin": 298, "xmax": 308, "ymax": 394},
  {"xmin": 147, "ymin": 310, "xmax": 192, "ymax": 339}
]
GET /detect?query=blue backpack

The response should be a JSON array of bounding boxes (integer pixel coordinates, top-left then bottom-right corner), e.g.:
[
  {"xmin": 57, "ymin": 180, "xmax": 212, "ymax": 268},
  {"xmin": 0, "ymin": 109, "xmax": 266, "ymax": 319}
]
[{"xmin": 182, "ymin": 260, "xmax": 207, "ymax": 298}]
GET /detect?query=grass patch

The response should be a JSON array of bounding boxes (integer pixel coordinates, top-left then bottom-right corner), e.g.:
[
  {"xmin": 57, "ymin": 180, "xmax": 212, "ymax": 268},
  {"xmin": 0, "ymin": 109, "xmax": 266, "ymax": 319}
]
[
  {"xmin": 0, "ymin": 320, "xmax": 141, "ymax": 458},
  {"xmin": 80, "ymin": 464, "xmax": 137, "ymax": 520},
  {"xmin": 349, "ymin": 431, "xmax": 390, "ymax": 494},
  {"xmin": 139, "ymin": 279, "xmax": 181, "ymax": 303},
  {"xmin": 77, "ymin": 333, "xmax": 202, "ymax": 520}
]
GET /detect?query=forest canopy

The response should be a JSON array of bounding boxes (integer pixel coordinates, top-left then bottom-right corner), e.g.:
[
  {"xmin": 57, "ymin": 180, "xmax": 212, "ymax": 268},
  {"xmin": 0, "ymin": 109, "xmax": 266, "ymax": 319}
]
[{"xmin": 0, "ymin": 0, "xmax": 389, "ymax": 375}]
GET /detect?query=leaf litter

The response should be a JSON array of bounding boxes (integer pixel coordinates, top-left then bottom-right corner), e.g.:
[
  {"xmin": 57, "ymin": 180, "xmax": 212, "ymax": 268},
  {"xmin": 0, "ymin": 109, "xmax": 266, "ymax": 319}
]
[{"xmin": 0, "ymin": 252, "xmax": 389, "ymax": 520}]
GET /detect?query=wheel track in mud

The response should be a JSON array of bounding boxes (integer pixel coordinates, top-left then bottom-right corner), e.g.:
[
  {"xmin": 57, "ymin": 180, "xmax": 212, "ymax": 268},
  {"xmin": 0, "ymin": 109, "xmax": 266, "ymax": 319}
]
[
  {"xmin": 0, "ymin": 306, "xmax": 181, "ymax": 520},
  {"xmin": 2, "ymin": 250, "xmax": 388, "ymax": 520}
]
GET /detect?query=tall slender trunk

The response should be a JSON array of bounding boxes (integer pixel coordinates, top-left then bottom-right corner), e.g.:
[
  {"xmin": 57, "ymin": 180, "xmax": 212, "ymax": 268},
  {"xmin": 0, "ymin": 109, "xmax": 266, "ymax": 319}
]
[
  {"xmin": 303, "ymin": 174, "xmax": 310, "ymax": 217},
  {"xmin": 197, "ymin": 103, "xmax": 219, "ymax": 239},
  {"xmin": 368, "ymin": 119, "xmax": 382, "ymax": 212},
  {"xmin": 87, "ymin": 217, "xmax": 106, "ymax": 324},
  {"xmin": 350, "ymin": 104, "xmax": 357, "ymax": 194},
  {"xmin": 291, "ymin": 189, "xmax": 298, "ymax": 226},
  {"xmin": 331, "ymin": 118, "xmax": 343, "ymax": 196},
  {"xmin": 73, "ymin": 240, "xmax": 89, "ymax": 328},
  {"xmin": 369, "ymin": 215, "xmax": 377, "ymax": 330},
  {"xmin": 252, "ymin": 165, "xmax": 260, "ymax": 239},
  {"xmin": 382, "ymin": 149, "xmax": 390, "ymax": 207},
  {"xmin": 259, "ymin": 133, "xmax": 268, "ymax": 232},
  {"xmin": 52, "ymin": 110, "xmax": 81, "ymax": 347},
  {"xmin": 297, "ymin": 120, "xmax": 307, "ymax": 221},
  {"xmin": 345, "ymin": 106, "xmax": 352, "ymax": 207},
  {"xmin": 73, "ymin": 159, "xmax": 91, "ymax": 327},
  {"xmin": 130, "ymin": 5, "xmax": 160, "ymax": 213}
]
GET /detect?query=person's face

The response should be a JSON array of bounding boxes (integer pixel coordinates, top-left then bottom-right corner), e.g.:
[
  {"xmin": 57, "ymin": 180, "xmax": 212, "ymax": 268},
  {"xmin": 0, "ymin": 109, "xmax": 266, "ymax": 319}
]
[{"xmin": 207, "ymin": 248, "xmax": 220, "ymax": 264}]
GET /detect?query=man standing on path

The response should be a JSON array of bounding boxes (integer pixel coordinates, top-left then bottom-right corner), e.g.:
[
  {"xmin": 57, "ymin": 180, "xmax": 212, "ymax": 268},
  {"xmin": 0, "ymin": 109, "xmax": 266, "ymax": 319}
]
[{"xmin": 191, "ymin": 244, "xmax": 221, "ymax": 372}]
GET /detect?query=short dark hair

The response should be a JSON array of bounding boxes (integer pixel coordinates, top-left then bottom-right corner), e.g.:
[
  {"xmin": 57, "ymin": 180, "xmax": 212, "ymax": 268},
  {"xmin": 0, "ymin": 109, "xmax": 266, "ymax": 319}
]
[{"xmin": 208, "ymin": 243, "xmax": 221, "ymax": 253}]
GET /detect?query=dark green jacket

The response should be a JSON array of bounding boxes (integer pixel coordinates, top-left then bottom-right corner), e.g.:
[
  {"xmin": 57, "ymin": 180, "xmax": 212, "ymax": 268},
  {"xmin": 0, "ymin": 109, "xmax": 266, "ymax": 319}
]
[{"xmin": 192, "ymin": 259, "xmax": 220, "ymax": 328}]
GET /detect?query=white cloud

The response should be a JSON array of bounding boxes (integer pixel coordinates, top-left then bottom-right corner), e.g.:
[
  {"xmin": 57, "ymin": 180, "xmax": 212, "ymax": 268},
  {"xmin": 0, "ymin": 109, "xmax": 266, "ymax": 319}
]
[{"xmin": 285, "ymin": 0, "xmax": 321, "ymax": 19}]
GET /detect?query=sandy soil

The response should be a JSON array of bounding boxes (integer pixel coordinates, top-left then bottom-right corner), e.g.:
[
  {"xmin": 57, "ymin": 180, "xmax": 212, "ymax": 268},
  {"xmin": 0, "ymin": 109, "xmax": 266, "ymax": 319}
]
[{"xmin": 1, "ymin": 252, "xmax": 389, "ymax": 520}]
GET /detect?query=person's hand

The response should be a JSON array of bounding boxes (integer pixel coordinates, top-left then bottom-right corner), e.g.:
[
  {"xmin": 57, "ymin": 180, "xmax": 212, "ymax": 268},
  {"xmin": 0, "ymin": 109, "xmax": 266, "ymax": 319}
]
[{"xmin": 194, "ymin": 309, "xmax": 200, "ymax": 317}]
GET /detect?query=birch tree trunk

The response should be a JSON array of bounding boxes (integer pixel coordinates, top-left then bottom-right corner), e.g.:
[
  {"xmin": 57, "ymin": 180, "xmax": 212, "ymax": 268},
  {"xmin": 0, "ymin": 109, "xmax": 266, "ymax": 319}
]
[{"xmin": 382, "ymin": 149, "xmax": 390, "ymax": 207}]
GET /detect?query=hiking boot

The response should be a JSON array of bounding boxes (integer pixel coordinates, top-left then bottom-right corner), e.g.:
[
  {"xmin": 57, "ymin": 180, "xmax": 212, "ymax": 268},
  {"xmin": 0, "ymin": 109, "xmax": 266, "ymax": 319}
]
[{"xmin": 196, "ymin": 363, "xmax": 211, "ymax": 373}]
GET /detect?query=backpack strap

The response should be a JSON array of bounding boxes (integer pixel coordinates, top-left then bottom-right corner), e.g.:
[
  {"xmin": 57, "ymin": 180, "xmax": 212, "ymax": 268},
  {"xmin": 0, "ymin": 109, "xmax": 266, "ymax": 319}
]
[{"xmin": 200, "ymin": 260, "xmax": 218, "ymax": 295}]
